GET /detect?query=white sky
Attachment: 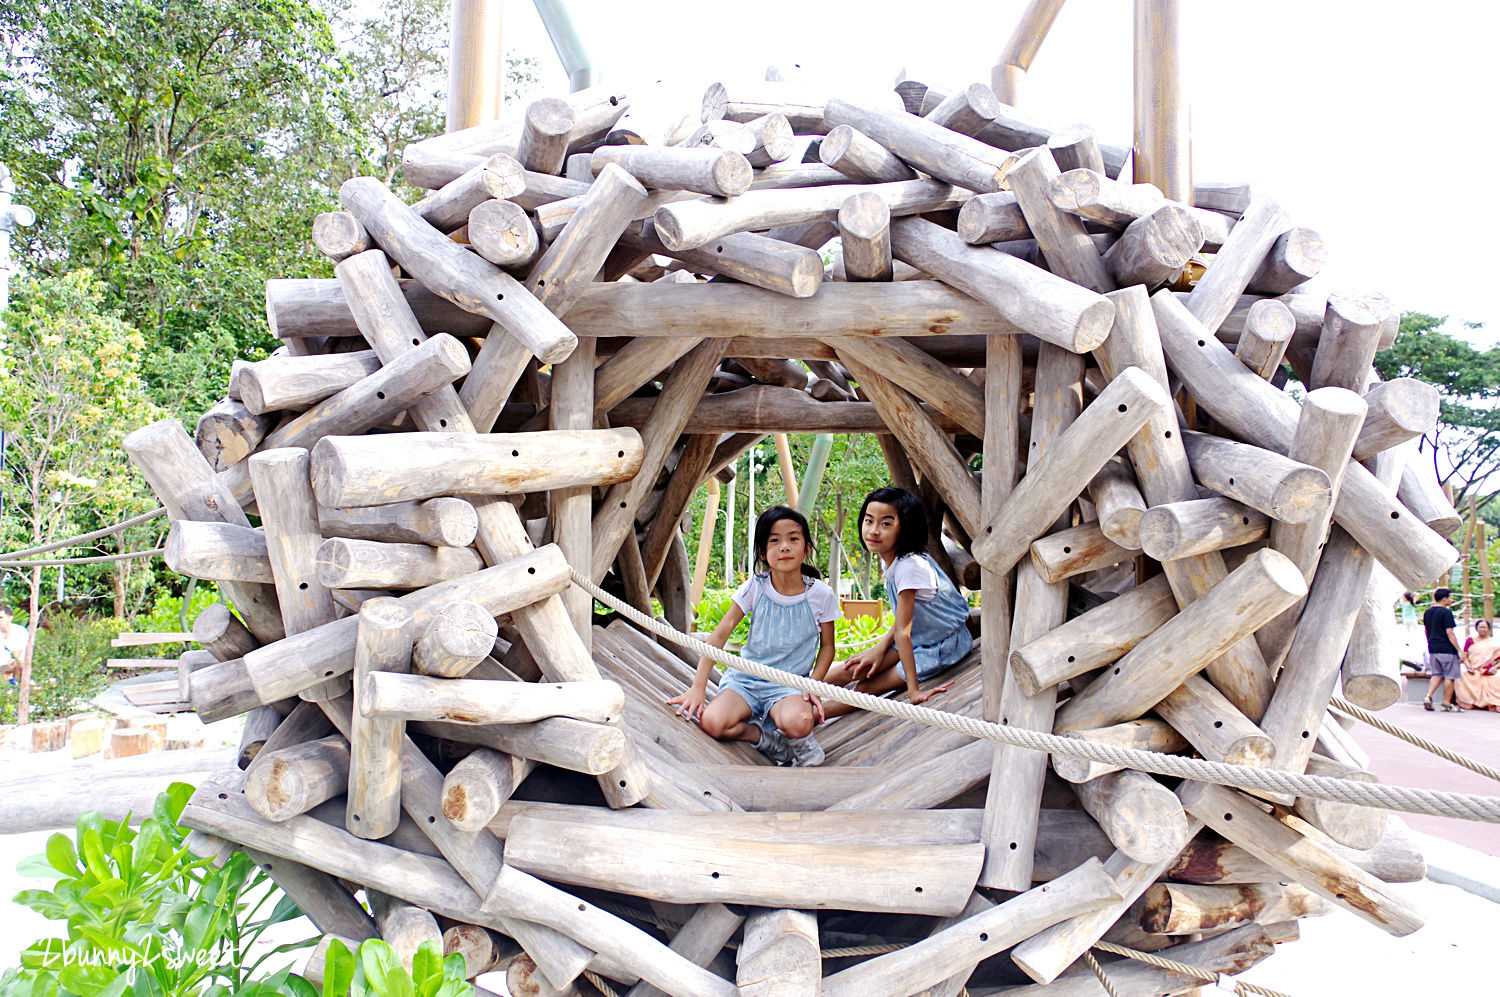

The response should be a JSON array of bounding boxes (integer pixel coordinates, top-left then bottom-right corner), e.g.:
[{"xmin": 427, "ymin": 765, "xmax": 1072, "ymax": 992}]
[{"xmin": 500, "ymin": 0, "xmax": 1500, "ymax": 343}]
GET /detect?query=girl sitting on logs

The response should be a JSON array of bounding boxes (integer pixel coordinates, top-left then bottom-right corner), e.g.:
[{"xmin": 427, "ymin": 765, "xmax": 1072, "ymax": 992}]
[
  {"xmin": 819, "ymin": 486, "xmax": 969, "ymax": 718},
  {"xmin": 668, "ymin": 506, "xmax": 837, "ymax": 766}
]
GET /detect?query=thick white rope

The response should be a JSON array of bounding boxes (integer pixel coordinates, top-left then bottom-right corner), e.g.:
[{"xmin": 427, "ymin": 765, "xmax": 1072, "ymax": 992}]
[
  {"xmin": 0, "ymin": 547, "xmax": 164, "ymax": 567},
  {"xmin": 1330, "ymin": 696, "xmax": 1500, "ymax": 783},
  {"xmin": 0, "ymin": 507, "xmax": 165, "ymax": 560},
  {"xmin": 573, "ymin": 568, "xmax": 1500, "ymax": 823}
]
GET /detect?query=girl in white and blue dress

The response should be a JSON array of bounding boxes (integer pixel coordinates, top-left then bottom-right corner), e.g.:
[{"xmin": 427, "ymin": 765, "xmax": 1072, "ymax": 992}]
[
  {"xmin": 821, "ymin": 487, "xmax": 972, "ymax": 718},
  {"xmin": 668, "ymin": 506, "xmax": 839, "ymax": 766}
]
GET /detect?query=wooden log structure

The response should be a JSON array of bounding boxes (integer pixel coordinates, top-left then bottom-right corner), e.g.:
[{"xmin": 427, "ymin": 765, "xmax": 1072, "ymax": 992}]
[{"xmin": 109, "ymin": 67, "xmax": 1456, "ymax": 994}]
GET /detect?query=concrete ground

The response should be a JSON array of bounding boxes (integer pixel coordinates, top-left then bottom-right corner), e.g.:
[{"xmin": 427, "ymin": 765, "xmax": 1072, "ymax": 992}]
[{"xmin": 0, "ymin": 691, "xmax": 1494, "ymax": 995}]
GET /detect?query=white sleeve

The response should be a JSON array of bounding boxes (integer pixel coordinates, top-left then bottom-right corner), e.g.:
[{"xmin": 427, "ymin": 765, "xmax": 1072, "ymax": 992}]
[
  {"xmin": 730, "ymin": 577, "xmax": 759, "ymax": 617},
  {"xmin": 808, "ymin": 581, "xmax": 841, "ymax": 624},
  {"xmin": 888, "ymin": 556, "xmax": 937, "ymax": 601}
]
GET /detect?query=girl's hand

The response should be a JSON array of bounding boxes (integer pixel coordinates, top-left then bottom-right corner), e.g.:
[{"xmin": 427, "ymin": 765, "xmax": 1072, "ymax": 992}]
[
  {"xmin": 909, "ymin": 680, "xmax": 955, "ymax": 706},
  {"xmin": 667, "ymin": 688, "xmax": 707, "ymax": 722},
  {"xmin": 804, "ymin": 692, "xmax": 825, "ymax": 725},
  {"xmin": 845, "ymin": 649, "xmax": 878, "ymax": 679}
]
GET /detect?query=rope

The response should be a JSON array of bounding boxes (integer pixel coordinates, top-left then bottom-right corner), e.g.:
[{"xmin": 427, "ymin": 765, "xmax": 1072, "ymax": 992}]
[
  {"xmin": 571, "ymin": 568, "xmax": 1500, "ymax": 823},
  {"xmin": 1092, "ymin": 941, "xmax": 1293, "ymax": 997},
  {"xmin": 1082, "ymin": 950, "xmax": 1124, "ymax": 997},
  {"xmin": 582, "ymin": 970, "xmax": 619, "ymax": 997},
  {"xmin": 0, "ymin": 547, "xmax": 164, "ymax": 567},
  {"xmin": 1331, "ymin": 696, "xmax": 1500, "ymax": 783},
  {"xmin": 0, "ymin": 507, "xmax": 165, "ymax": 560}
]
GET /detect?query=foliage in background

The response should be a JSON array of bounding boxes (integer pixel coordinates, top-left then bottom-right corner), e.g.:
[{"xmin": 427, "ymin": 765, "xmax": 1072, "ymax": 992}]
[
  {"xmin": 0, "ymin": 612, "xmax": 125, "ymax": 724},
  {"xmin": 133, "ymin": 585, "xmax": 225, "ymax": 638},
  {"xmin": 692, "ymin": 588, "xmax": 892, "ymax": 660},
  {"xmin": 0, "ymin": 783, "xmax": 316, "ymax": 997}
]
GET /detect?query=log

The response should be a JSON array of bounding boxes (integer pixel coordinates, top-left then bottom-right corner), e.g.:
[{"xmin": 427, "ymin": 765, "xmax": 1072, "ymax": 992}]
[
  {"xmin": 337, "ymin": 183, "xmax": 576, "ymax": 364},
  {"xmin": 1102, "ymin": 202, "xmax": 1203, "ymax": 289},
  {"xmin": 1293, "ymin": 754, "xmax": 1387, "ymax": 851},
  {"xmin": 312, "ymin": 211, "xmax": 372, "ymax": 262},
  {"xmin": 243, "ymin": 734, "xmax": 351, "ymax": 822},
  {"xmin": 1139, "ymin": 881, "xmax": 1329, "ymax": 935},
  {"xmin": 818, "ymin": 859, "xmax": 1123, "ymax": 997},
  {"xmin": 1027, "ymin": 522, "xmax": 1133, "ymax": 585},
  {"xmin": 239, "ymin": 350, "xmax": 382, "ymax": 415},
  {"xmin": 626, "ymin": 904, "xmax": 743, "ymax": 997},
  {"xmin": 822, "ymin": 97, "xmax": 1018, "ymax": 194},
  {"xmin": 1233, "ymin": 298, "xmax": 1296, "ymax": 379},
  {"xmin": 1052, "ymin": 718, "xmax": 1190, "ymax": 784},
  {"xmin": 591, "ymin": 144, "xmax": 752, "ymax": 197},
  {"xmin": 517, "ymin": 97, "xmax": 575, "ymax": 174},
  {"xmin": 1047, "ymin": 124, "xmax": 1105, "ymax": 174},
  {"xmin": 838, "ymin": 191, "xmax": 893, "ymax": 282},
  {"xmin": 443, "ymin": 923, "xmax": 517, "ymax": 979},
  {"xmin": 972, "ymin": 367, "xmax": 1169, "ymax": 573},
  {"xmin": 1397, "ymin": 457, "xmax": 1462, "ymax": 536},
  {"xmin": 1153, "ymin": 674, "xmax": 1276, "ymax": 767},
  {"xmin": 442, "ymin": 747, "xmax": 535, "ymax": 832},
  {"xmin": 1072, "ymin": 768, "xmax": 1192, "ymax": 864},
  {"xmin": 196, "ymin": 398, "xmax": 273, "ymax": 472},
  {"xmin": 411, "ymin": 153, "xmax": 527, "ymax": 232},
  {"xmin": 736, "ymin": 909, "xmax": 819, "ymax": 997},
  {"xmin": 316, "ymin": 538, "xmax": 485, "ymax": 590},
  {"xmin": 1246, "ymin": 226, "xmax": 1327, "ymax": 295},
  {"xmin": 414, "ymin": 716, "xmax": 624, "ymax": 775},
  {"xmin": 166, "ymin": 521, "xmax": 273, "ymax": 583},
  {"xmin": 924, "ymin": 82, "xmax": 1004, "ymax": 136},
  {"xmin": 1178, "ymin": 782, "xmax": 1423, "ymax": 936},
  {"xmin": 1309, "ymin": 293, "xmax": 1389, "ymax": 392},
  {"xmin": 1353, "ymin": 378, "xmax": 1440, "ymax": 461},
  {"xmin": 956, "ymin": 191, "xmax": 1030, "ymax": 245},
  {"xmin": 414, "ymin": 601, "xmax": 499, "ymax": 678},
  {"xmin": 193, "ymin": 603, "xmax": 261, "ymax": 661},
  {"xmin": 1008, "ymin": 146, "xmax": 1114, "ymax": 293},
  {"xmin": 1056, "ymin": 549, "xmax": 1306, "ymax": 732},
  {"xmin": 467, "ymin": 199, "xmax": 541, "ymax": 269},
  {"xmin": 1002, "ymin": 924, "xmax": 1278, "ymax": 997},
  {"xmin": 818, "ymin": 124, "xmax": 918, "ymax": 183},
  {"xmin": 1137, "ymin": 496, "xmax": 1271, "ymax": 562},
  {"xmin": 318, "ymin": 497, "xmax": 478, "ymax": 548},
  {"xmin": 1048, "ymin": 169, "xmax": 1232, "ymax": 247},
  {"xmin": 362, "ymin": 672, "xmax": 623, "ymax": 726},
  {"xmin": 347, "ymin": 599, "xmax": 414, "ymax": 838},
  {"xmin": 369, "ymin": 891, "xmax": 444, "ymax": 970},
  {"xmin": 1010, "ymin": 574, "xmax": 1177, "ymax": 696},
  {"xmin": 1088, "ymin": 456, "xmax": 1148, "ymax": 548},
  {"xmin": 1340, "ymin": 572, "xmax": 1403, "ymax": 710},
  {"xmin": 526, "ymin": 163, "xmax": 650, "ymax": 318},
  {"xmin": 620, "ymin": 223, "xmax": 825, "ymax": 298},
  {"xmin": 309, "ymin": 428, "xmax": 642, "ymax": 507},
  {"xmin": 1184, "ymin": 196, "xmax": 1293, "ymax": 334},
  {"xmin": 1181, "ymin": 430, "xmax": 1331, "ymax": 525}
]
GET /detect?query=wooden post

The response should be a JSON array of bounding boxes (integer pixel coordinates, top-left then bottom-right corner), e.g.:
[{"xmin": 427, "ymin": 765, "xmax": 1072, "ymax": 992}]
[
  {"xmin": 345, "ymin": 599, "xmax": 413, "ymax": 840},
  {"xmin": 1138, "ymin": 496, "xmax": 1271, "ymax": 562},
  {"xmin": 1010, "ymin": 573, "xmax": 1176, "ymax": 695},
  {"xmin": 1088, "ymin": 456, "xmax": 1148, "ymax": 548},
  {"xmin": 1234, "ymin": 298, "xmax": 1297, "ymax": 379},
  {"xmin": 238, "ymin": 350, "xmax": 381, "ymax": 415},
  {"xmin": 414, "ymin": 601, "xmax": 499, "ymax": 678},
  {"xmin": 736, "ymin": 909, "xmax": 820, "ymax": 997},
  {"xmin": 1133, "ymin": 0, "xmax": 1190, "ymax": 203},
  {"xmin": 1072, "ymin": 769, "xmax": 1191, "ymax": 864},
  {"xmin": 318, "ymin": 498, "xmax": 478, "ymax": 548},
  {"xmin": 316, "ymin": 538, "xmax": 485, "ymax": 590},
  {"xmin": 689, "ymin": 478, "xmax": 721, "ymax": 612},
  {"xmin": 818, "ymin": 125, "xmax": 918, "ymax": 184},
  {"xmin": 441, "ymin": 747, "xmax": 535, "ymax": 832}
]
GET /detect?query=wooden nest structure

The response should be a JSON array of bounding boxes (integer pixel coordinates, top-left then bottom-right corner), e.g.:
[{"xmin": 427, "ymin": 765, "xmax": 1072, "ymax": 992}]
[{"xmin": 124, "ymin": 74, "xmax": 1454, "ymax": 995}]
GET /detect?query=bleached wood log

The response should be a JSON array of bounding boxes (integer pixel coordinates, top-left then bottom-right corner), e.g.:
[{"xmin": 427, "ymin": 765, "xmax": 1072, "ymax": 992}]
[
  {"xmin": 1310, "ymin": 292, "xmax": 1390, "ymax": 392},
  {"xmin": 620, "ymin": 222, "xmax": 824, "ymax": 298},
  {"xmin": 337, "ymin": 184, "xmax": 576, "ymax": 364},
  {"xmin": 415, "ymin": 714, "xmax": 623, "ymax": 776},
  {"xmin": 1178, "ymin": 782, "xmax": 1423, "ymax": 936},
  {"xmin": 309, "ymin": 428, "xmax": 642, "ymax": 507},
  {"xmin": 823, "ymin": 98, "xmax": 1017, "ymax": 194},
  {"xmin": 1072, "ymin": 768, "xmax": 1191, "ymax": 864},
  {"xmin": 972, "ymin": 368, "xmax": 1168, "ymax": 573},
  {"xmin": 820, "ymin": 859, "xmax": 1123, "ymax": 997},
  {"xmin": 467, "ymin": 199, "xmax": 540, "ymax": 269},
  {"xmin": 526, "ymin": 164, "xmax": 649, "ymax": 319},
  {"xmin": 1088, "ymin": 456, "xmax": 1148, "ymax": 548},
  {"xmin": 1052, "ymin": 718, "xmax": 1189, "ymax": 784},
  {"xmin": 315, "ymin": 538, "xmax": 484, "ymax": 590},
  {"xmin": 1396, "ymin": 457, "xmax": 1462, "ymax": 536},
  {"xmin": 1138, "ymin": 496, "xmax": 1270, "ymax": 561},
  {"xmin": 1353, "ymin": 378, "xmax": 1440, "ymax": 461},
  {"xmin": 1153, "ymin": 674, "xmax": 1276, "ymax": 767},
  {"xmin": 1002, "ymin": 923, "xmax": 1279, "ymax": 997},
  {"xmin": 1193, "ymin": 181, "xmax": 1253, "ymax": 215},
  {"xmin": 362, "ymin": 673, "xmax": 622, "ymax": 726},
  {"xmin": 368, "ymin": 891, "xmax": 443, "ymax": 970},
  {"xmin": 238, "ymin": 350, "xmax": 381, "ymax": 416},
  {"xmin": 1184, "ymin": 196, "xmax": 1293, "ymax": 334},
  {"xmin": 1151, "ymin": 289, "xmax": 1457, "ymax": 591},
  {"xmin": 510, "ymin": 171, "xmax": 592, "ymax": 211},
  {"xmin": 1046, "ymin": 123, "xmax": 1104, "ymax": 174},
  {"xmin": 1139, "ymin": 881, "xmax": 1329, "ymax": 935},
  {"xmin": 483, "ymin": 867, "xmax": 737, "ymax": 997},
  {"xmin": 196, "ymin": 398, "xmax": 273, "ymax": 472},
  {"xmin": 1048, "ymin": 169, "xmax": 1231, "ymax": 248},
  {"xmin": 924, "ymin": 82, "xmax": 1003, "ymax": 136},
  {"xmin": 443, "ymin": 923, "xmax": 517, "ymax": 979},
  {"xmin": 981, "ymin": 332, "xmax": 1023, "ymax": 721},
  {"xmin": 442, "ymin": 747, "xmax": 535, "ymax": 832},
  {"xmin": 1292, "ymin": 754, "xmax": 1387, "ymax": 850},
  {"xmin": 1102, "ymin": 202, "xmax": 1203, "ymax": 289},
  {"xmin": 702, "ymin": 79, "xmax": 903, "ymax": 133},
  {"xmin": 1340, "ymin": 573, "xmax": 1403, "ymax": 710},
  {"xmin": 236, "ymin": 706, "xmax": 283, "ymax": 768},
  {"xmin": 312, "ymin": 211, "xmax": 371, "ymax": 262},
  {"xmin": 189, "ymin": 546, "xmax": 570, "ymax": 718},
  {"xmin": 590, "ymin": 145, "xmax": 751, "ymax": 197},
  {"xmin": 818, "ymin": 124, "xmax": 918, "ymax": 183},
  {"xmin": 1009, "ymin": 146, "xmax": 1114, "ymax": 293},
  {"xmin": 193, "ymin": 603, "xmax": 260, "ymax": 662},
  {"xmin": 166, "ymin": 521, "xmax": 273, "ymax": 583},
  {"xmin": 502, "ymin": 812, "xmax": 979, "ymax": 915},
  {"xmin": 318, "ymin": 497, "xmax": 478, "ymax": 548},
  {"xmin": 244, "ymin": 734, "xmax": 350, "ymax": 822},
  {"xmin": 346, "ymin": 599, "xmax": 412, "ymax": 839},
  {"xmin": 411, "ymin": 154, "xmax": 527, "ymax": 233},
  {"xmin": 736, "ymin": 909, "xmax": 819, "ymax": 997},
  {"xmin": 1027, "ymin": 523, "xmax": 1133, "ymax": 585},
  {"xmin": 640, "ymin": 434, "xmax": 718, "ymax": 588},
  {"xmin": 1233, "ymin": 298, "xmax": 1296, "ymax": 379},
  {"xmin": 712, "ymin": 112, "xmax": 795, "ymax": 167},
  {"xmin": 956, "ymin": 191, "xmax": 1029, "ymax": 245},
  {"xmin": 413, "ymin": 601, "xmax": 498, "ymax": 678},
  {"xmin": 516, "ymin": 98, "xmax": 574, "ymax": 174},
  {"xmin": 838, "ymin": 191, "xmax": 892, "ymax": 282},
  {"xmin": 835, "ymin": 336, "xmax": 985, "ymax": 438},
  {"xmin": 625, "ymin": 904, "xmax": 743, "ymax": 997},
  {"xmin": 825, "ymin": 738, "xmax": 991, "ymax": 813},
  {"xmin": 1056, "ymin": 549, "xmax": 1306, "ymax": 732},
  {"xmin": 1246, "ymin": 226, "xmax": 1326, "ymax": 295},
  {"xmin": 1181, "ymin": 431, "xmax": 1331, "ymax": 525},
  {"xmin": 1011, "ymin": 574, "xmax": 1176, "ymax": 696}
]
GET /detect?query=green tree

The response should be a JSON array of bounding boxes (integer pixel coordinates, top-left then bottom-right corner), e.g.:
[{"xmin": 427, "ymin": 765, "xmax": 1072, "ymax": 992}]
[
  {"xmin": 0, "ymin": 271, "xmax": 163, "ymax": 722},
  {"xmin": 1373, "ymin": 312, "xmax": 1499, "ymax": 512}
]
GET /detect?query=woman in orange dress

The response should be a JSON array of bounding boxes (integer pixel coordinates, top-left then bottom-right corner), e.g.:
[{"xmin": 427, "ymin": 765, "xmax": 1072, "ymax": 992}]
[{"xmin": 1457, "ymin": 620, "xmax": 1500, "ymax": 710}]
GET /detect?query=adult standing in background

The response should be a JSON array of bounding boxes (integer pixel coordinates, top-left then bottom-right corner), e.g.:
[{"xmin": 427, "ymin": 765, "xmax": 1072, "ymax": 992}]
[
  {"xmin": 1423, "ymin": 588, "xmax": 1461, "ymax": 712},
  {"xmin": 0, "ymin": 606, "xmax": 30, "ymax": 688}
]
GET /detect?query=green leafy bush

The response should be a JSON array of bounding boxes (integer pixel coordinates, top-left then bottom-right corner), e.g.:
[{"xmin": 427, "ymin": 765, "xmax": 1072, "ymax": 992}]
[
  {"xmin": 317, "ymin": 940, "xmax": 472, "ymax": 997},
  {"xmin": 694, "ymin": 589, "xmax": 893, "ymax": 660},
  {"xmin": 134, "ymin": 586, "xmax": 225, "ymax": 637},
  {"xmin": 0, "ymin": 612, "xmax": 124, "ymax": 724}
]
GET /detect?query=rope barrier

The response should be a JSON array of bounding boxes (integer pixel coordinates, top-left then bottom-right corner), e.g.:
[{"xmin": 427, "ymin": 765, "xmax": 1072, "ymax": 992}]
[
  {"xmin": 571, "ymin": 568, "xmax": 1500, "ymax": 823},
  {"xmin": 0, "ymin": 547, "xmax": 164, "ymax": 567},
  {"xmin": 1092, "ymin": 940, "xmax": 1293, "ymax": 997},
  {"xmin": 1083, "ymin": 950, "xmax": 1124, "ymax": 997},
  {"xmin": 0, "ymin": 507, "xmax": 165, "ymax": 560},
  {"xmin": 1331, "ymin": 696, "xmax": 1500, "ymax": 783}
]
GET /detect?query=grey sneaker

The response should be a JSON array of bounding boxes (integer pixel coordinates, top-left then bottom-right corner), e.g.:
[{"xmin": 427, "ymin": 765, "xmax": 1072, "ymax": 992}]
[
  {"xmin": 756, "ymin": 724, "xmax": 794, "ymax": 765},
  {"xmin": 787, "ymin": 734, "xmax": 825, "ymax": 767}
]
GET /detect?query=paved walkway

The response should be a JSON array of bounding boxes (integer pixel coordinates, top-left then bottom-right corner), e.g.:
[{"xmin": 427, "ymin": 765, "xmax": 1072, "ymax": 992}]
[{"xmin": 1346, "ymin": 697, "xmax": 1500, "ymax": 856}]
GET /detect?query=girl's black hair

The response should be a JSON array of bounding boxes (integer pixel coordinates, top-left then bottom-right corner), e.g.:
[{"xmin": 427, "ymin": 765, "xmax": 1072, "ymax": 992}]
[
  {"xmin": 753, "ymin": 505, "xmax": 822, "ymax": 578},
  {"xmin": 858, "ymin": 486, "xmax": 928, "ymax": 557}
]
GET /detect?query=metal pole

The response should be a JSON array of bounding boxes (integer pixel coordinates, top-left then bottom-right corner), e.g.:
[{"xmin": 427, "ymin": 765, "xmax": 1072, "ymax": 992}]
[
  {"xmin": 446, "ymin": 0, "xmax": 504, "ymax": 132},
  {"xmin": 992, "ymin": 0, "xmax": 1068, "ymax": 106},
  {"xmin": 1132, "ymin": 0, "xmax": 1192, "ymax": 202},
  {"xmin": 530, "ymin": 0, "xmax": 597, "ymax": 92},
  {"xmin": 0, "ymin": 164, "xmax": 36, "ymax": 311}
]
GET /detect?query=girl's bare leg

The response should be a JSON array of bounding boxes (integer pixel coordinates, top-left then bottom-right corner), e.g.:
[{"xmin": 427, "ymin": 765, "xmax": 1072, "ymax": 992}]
[
  {"xmin": 768, "ymin": 694, "xmax": 818, "ymax": 740},
  {"xmin": 699, "ymin": 690, "xmax": 761, "ymax": 743},
  {"xmin": 821, "ymin": 646, "xmax": 903, "ymax": 719}
]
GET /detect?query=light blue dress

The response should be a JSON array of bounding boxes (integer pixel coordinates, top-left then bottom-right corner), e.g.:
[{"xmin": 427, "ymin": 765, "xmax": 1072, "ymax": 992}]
[
  {"xmin": 885, "ymin": 553, "xmax": 973, "ymax": 680},
  {"xmin": 718, "ymin": 575, "xmax": 821, "ymax": 721}
]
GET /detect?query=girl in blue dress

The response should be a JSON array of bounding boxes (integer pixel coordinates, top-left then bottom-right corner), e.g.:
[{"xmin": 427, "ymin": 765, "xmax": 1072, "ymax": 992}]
[
  {"xmin": 668, "ymin": 506, "xmax": 838, "ymax": 766},
  {"xmin": 821, "ymin": 487, "xmax": 971, "ymax": 718}
]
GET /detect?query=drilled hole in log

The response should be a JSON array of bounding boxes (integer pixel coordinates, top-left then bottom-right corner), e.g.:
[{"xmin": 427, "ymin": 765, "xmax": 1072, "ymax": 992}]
[
  {"xmin": 411, "ymin": 338, "xmax": 420, "ymax": 346},
  {"xmin": 218, "ymin": 793, "xmax": 228, "ymax": 800},
  {"xmin": 619, "ymin": 780, "xmax": 627, "ymax": 788},
  {"xmin": 1213, "ymin": 720, "xmax": 1223, "ymax": 728},
  {"xmin": 1391, "ymin": 511, "xmax": 1400, "ymax": 519},
  {"xmin": 439, "ymin": 419, "xmax": 448, "ymax": 427},
  {"xmin": 1067, "ymin": 655, "xmax": 1075, "ymax": 663},
  {"xmin": 427, "ymin": 815, "xmax": 436, "ymax": 823},
  {"xmin": 536, "ymin": 279, "xmax": 545, "ymax": 287},
  {"xmin": 298, "ymin": 582, "xmax": 309, "ymax": 590},
  {"xmin": 496, "ymin": 293, "xmax": 504, "ymax": 301},
  {"xmin": 1164, "ymin": 430, "xmax": 1172, "ymax": 438},
  {"xmin": 1229, "ymin": 477, "xmax": 1235, "ymax": 485},
  {"xmin": 1009, "ymin": 841, "xmax": 1018, "ymax": 850},
  {"xmin": 1197, "ymin": 339, "xmax": 1206, "ymax": 347},
  {"xmin": 1242, "ymin": 517, "xmax": 1250, "ymax": 525},
  {"xmin": 352, "ymin": 813, "xmax": 361, "ymax": 821},
  {"xmin": 376, "ymin": 391, "xmax": 386, "ymax": 400},
  {"xmin": 1118, "ymin": 404, "xmax": 1127, "ymax": 413},
  {"xmin": 1301, "ymin": 730, "xmax": 1311, "ymax": 738},
  {"xmin": 716, "ymin": 245, "xmax": 724, "ymax": 253},
  {"xmin": 979, "ymin": 932, "xmax": 989, "ymax": 942},
  {"xmin": 528, "ymin": 567, "xmax": 536, "ymax": 574},
  {"xmin": 1113, "ymin": 667, "xmax": 1121, "ymax": 675},
  {"xmin": 511, "ymin": 449, "xmax": 520, "ymax": 457},
  {"xmin": 711, "ymin": 871, "xmax": 720, "ymax": 879},
  {"xmin": 579, "ymin": 903, "xmax": 588, "ymax": 911},
  {"xmin": 1063, "ymin": 546, "xmax": 1072, "ymax": 554},
  {"xmin": 1224, "ymin": 813, "xmax": 1233, "ymax": 821},
  {"xmin": 324, "ymin": 670, "xmax": 334, "ymax": 677},
  {"xmin": 620, "ymin": 501, "xmax": 628, "ymax": 508},
  {"xmin": 914, "ymin": 886, "xmax": 923, "ymax": 893},
  {"xmin": 618, "ymin": 450, "xmax": 624, "ymax": 458}
]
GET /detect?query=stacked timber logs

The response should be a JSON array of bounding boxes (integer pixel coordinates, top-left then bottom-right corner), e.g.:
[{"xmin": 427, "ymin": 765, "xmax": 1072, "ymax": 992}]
[{"xmin": 117, "ymin": 73, "xmax": 1453, "ymax": 993}]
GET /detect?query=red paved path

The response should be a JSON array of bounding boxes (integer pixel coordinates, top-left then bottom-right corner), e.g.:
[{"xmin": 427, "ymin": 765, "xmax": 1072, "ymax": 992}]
[{"xmin": 1347, "ymin": 698, "xmax": 1500, "ymax": 856}]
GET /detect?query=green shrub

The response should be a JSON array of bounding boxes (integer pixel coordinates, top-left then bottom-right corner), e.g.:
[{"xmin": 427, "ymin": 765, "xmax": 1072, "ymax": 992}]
[
  {"xmin": 135, "ymin": 586, "xmax": 224, "ymax": 636},
  {"xmin": 694, "ymin": 589, "xmax": 893, "ymax": 661},
  {"xmin": 0, "ymin": 612, "xmax": 124, "ymax": 724},
  {"xmin": 317, "ymin": 940, "xmax": 472, "ymax": 997}
]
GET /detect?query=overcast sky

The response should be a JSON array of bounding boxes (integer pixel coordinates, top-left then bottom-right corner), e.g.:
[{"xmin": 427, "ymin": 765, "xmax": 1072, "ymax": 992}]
[{"xmin": 500, "ymin": 0, "xmax": 1499, "ymax": 343}]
